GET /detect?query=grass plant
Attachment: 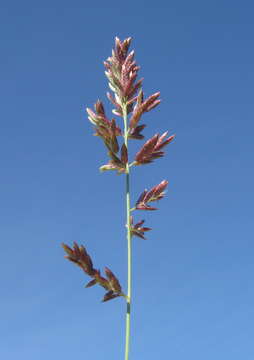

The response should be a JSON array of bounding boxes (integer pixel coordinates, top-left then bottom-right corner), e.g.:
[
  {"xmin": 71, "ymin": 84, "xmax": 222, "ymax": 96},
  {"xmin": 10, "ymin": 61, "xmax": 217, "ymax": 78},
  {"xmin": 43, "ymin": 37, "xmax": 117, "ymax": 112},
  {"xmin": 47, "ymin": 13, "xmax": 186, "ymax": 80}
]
[{"xmin": 62, "ymin": 37, "xmax": 175, "ymax": 360}]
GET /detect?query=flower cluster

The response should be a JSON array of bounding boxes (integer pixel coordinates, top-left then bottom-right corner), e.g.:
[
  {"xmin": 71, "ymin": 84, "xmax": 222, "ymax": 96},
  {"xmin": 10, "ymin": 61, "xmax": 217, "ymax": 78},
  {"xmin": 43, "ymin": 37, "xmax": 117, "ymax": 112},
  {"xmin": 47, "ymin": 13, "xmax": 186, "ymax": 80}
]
[
  {"xmin": 135, "ymin": 132, "xmax": 175, "ymax": 165},
  {"xmin": 135, "ymin": 180, "xmax": 169, "ymax": 211},
  {"xmin": 63, "ymin": 37, "xmax": 175, "ymax": 306},
  {"xmin": 62, "ymin": 242, "xmax": 124, "ymax": 302},
  {"xmin": 87, "ymin": 100, "xmax": 127, "ymax": 174},
  {"xmin": 86, "ymin": 37, "xmax": 174, "ymax": 174},
  {"xmin": 130, "ymin": 217, "xmax": 151, "ymax": 240},
  {"xmin": 129, "ymin": 180, "xmax": 169, "ymax": 239},
  {"xmin": 104, "ymin": 37, "xmax": 142, "ymax": 110}
]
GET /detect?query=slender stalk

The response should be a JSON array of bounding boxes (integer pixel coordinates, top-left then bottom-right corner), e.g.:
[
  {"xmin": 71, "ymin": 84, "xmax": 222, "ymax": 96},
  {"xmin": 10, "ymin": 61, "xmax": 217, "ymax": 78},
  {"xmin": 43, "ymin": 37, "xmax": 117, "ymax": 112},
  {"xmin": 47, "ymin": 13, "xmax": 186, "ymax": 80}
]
[{"xmin": 123, "ymin": 103, "xmax": 132, "ymax": 360}]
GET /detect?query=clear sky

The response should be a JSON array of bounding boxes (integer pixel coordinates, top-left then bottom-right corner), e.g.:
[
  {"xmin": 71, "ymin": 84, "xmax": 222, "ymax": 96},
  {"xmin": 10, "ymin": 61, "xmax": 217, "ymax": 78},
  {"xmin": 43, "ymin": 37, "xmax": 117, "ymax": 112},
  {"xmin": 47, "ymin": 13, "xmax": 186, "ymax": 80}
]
[{"xmin": 1, "ymin": 0, "xmax": 254, "ymax": 359}]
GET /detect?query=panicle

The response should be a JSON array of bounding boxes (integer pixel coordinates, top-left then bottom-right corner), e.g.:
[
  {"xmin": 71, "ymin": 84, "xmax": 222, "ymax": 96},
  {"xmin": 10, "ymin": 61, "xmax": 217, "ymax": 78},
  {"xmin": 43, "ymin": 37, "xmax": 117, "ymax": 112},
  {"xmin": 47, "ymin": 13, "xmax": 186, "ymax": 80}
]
[
  {"xmin": 62, "ymin": 242, "xmax": 125, "ymax": 302},
  {"xmin": 86, "ymin": 37, "xmax": 167, "ymax": 174}
]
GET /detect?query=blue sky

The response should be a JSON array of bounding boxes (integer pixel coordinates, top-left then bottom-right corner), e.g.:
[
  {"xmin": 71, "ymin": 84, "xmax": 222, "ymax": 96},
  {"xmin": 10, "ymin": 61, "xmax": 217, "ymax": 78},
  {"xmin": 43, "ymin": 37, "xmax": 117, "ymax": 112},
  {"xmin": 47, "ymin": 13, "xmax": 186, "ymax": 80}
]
[{"xmin": 1, "ymin": 0, "xmax": 254, "ymax": 359}]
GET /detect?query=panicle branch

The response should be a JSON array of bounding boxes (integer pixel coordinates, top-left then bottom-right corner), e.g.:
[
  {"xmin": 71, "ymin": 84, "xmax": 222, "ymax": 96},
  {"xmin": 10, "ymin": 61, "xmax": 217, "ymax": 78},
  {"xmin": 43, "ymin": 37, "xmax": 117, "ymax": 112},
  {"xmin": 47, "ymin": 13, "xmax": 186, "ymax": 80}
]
[
  {"xmin": 130, "ymin": 216, "xmax": 152, "ymax": 239},
  {"xmin": 135, "ymin": 180, "xmax": 169, "ymax": 210},
  {"xmin": 135, "ymin": 132, "xmax": 175, "ymax": 165},
  {"xmin": 62, "ymin": 242, "xmax": 125, "ymax": 302}
]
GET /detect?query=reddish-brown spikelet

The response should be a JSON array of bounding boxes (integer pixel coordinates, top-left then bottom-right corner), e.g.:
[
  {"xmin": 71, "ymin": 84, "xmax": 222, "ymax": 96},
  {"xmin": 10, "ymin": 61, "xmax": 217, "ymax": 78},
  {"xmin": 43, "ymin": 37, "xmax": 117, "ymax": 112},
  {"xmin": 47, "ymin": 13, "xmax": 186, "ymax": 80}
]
[
  {"xmin": 135, "ymin": 134, "xmax": 159, "ymax": 164},
  {"xmin": 100, "ymin": 150, "xmax": 127, "ymax": 174},
  {"xmin": 86, "ymin": 103, "xmax": 122, "ymax": 140},
  {"xmin": 135, "ymin": 189, "xmax": 157, "ymax": 210},
  {"xmin": 109, "ymin": 119, "xmax": 119, "ymax": 153},
  {"xmin": 128, "ymin": 124, "xmax": 146, "ymax": 140},
  {"xmin": 115, "ymin": 36, "xmax": 132, "ymax": 63},
  {"xmin": 121, "ymin": 143, "xmax": 128, "ymax": 164},
  {"xmin": 130, "ymin": 216, "xmax": 152, "ymax": 239},
  {"xmin": 62, "ymin": 243, "xmax": 76, "ymax": 259},
  {"xmin": 135, "ymin": 180, "xmax": 169, "ymax": 210},
  {"xmin": 102, "ymin": 291, "xmax": 120, "ymax": 302},
  {"xmin": 94, "ymin": 100, "xmax": 106, "ymax": 116},
  {"xmin": 145, "ymin": 180, "xmax": 168, "ymax": 201},
  {"xmin": 85, "ymin": 279, "xmax": 97, "ymax": 288},
  {"xmin": 129, "ymin": 92, "xmax": 160, "ymax": 129},
  {"xmin": 105, "ymin": 267, "xmax": 122, "ymax": 293},
  {"xmin": 154, "ymin": 132, "xmax": 175, "ymax": 151},
  {"xmin": 142, "ymin": 92, "xmax": 161, "ymax": 111},
  {"xmin": 135, "ymin": 132, "xmax": 175, "ymax": 165},
  {"xmin": 94, "ymin": 270, "xmax": 110, "ymax": 290},
  {"xmin": 106, "ymin": 92, "xmax": 123, "ymax": 116}
]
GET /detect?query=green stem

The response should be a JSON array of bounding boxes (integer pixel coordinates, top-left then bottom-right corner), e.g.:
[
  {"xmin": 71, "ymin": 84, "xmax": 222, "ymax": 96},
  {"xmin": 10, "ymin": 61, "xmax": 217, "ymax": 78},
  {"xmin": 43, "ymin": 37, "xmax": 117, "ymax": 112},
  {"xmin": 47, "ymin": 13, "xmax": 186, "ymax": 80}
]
[{"xmin": 123, "ymin": 103, "xmax": 132, "ymax": 360}]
